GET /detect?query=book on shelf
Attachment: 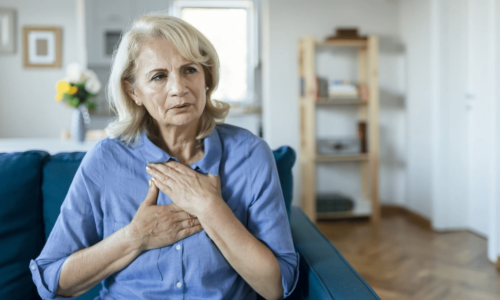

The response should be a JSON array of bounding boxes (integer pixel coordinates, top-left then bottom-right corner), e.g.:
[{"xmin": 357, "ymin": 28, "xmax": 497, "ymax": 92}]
[
  {"xmin": 357, "ymin": 121, "xmax": 368, "ymax": 153},
  {"xmin": 357, "ymin": 84, "xmax": 369, "ymax": 102},
  {"xmin": 303, "ymin": 76, "xmax": 369, "ymax": 102},
  {"xmin": 312, "ymin": 77, "xmax": 369, "ymax": 102},
  {"xmin": 328, "ymin": 79, "xmax": 358, "ymax": 98}
]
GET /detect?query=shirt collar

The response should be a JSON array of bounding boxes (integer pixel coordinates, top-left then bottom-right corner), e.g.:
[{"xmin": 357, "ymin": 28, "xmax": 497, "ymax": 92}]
[{"xmin": 136, "ymin": 127, "xmax": 222, "ymax": 176}]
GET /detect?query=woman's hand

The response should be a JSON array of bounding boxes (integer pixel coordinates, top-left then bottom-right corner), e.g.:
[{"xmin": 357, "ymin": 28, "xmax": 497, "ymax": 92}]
[
  {"xmin": 124, "ymin": 180, "xmax": 203, "ymax": 252},
  {"xmin": 145, "ymin": 160, "xmax": 223, "ymax": 217}
]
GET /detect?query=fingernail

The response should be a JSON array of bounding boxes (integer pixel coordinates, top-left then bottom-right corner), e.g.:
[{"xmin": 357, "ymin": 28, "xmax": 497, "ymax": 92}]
[{"xmin": 146, "ymin": 166, "xmax": 151, "ymax": 172}]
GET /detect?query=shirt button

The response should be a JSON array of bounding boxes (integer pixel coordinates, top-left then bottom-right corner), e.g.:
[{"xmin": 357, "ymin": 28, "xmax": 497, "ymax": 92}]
[
  {"xmin": 175, "ymin": 244, "xmax": 181, "ymax": 251},
  {"xmin": 31, "ymin": 265, "xmax": 36, "ymax": 270},
  {"xmin": 176, "ymin": 282, "xmax": 183, "ymax": 288}
]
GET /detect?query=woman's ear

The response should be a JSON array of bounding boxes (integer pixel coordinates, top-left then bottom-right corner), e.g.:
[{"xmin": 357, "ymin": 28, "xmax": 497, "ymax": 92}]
[{"xmin": 124, "ymin": 81, "xmax": 142, "ymax": 106}]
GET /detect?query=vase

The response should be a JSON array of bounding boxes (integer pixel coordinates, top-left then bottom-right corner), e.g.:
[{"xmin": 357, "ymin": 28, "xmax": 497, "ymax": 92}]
[{"xmin": 71, "ymin": 104, "xmax": 90, "ymax": 143}]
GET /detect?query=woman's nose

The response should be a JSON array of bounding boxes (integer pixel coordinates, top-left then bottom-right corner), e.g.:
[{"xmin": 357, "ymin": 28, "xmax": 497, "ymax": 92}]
[{"xmin": 167, "ymin": 73, "xmax": 188, "ymax": 98}]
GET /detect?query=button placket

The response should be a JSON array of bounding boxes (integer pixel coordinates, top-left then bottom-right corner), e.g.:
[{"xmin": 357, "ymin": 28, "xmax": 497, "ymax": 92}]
[{"xmin": 175, "ymin": 242, "xmax": 184, "ymax": 291}]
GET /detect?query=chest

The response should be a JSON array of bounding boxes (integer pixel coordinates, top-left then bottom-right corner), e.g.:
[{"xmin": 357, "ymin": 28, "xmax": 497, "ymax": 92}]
[{"xmin": 101, "ymin": 158, "xmax": 252, "ymax": 232}]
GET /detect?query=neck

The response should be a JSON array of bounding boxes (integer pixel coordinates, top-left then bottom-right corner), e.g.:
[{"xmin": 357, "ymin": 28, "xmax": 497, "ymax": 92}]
[{"xmin": 149, "ymin": 118, "xmax": 204, "ymax": 165}]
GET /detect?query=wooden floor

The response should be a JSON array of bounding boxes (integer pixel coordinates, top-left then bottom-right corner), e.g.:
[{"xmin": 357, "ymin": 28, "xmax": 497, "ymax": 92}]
[{"xmin": 316, "ymin": 208, "xmax": 500, "ymax": 300}]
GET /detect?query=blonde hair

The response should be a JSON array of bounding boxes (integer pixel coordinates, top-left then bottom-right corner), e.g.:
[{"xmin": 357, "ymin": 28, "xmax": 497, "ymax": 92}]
[{"xmin": 104, "ymin": 12, "xmax": 230, "ymax": 147}]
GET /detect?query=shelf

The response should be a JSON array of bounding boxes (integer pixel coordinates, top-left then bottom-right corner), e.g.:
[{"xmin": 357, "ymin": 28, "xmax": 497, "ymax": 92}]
[
  {"xmin": 316, "ymin": 39, "xmax": 368, "ymax": 48},
  {"xmin": 316, "ymin": 196, "xmax": 372, "ymax": 220},
  {"xmin": 316, "ymin": 154, "xmax": 368, "ymax": 162},
  {"xmin": 316, "ymin": 98, "xmax": 368, "ymax": 105},
  {"xmin": 299, "ymin": 35, "xmax": 379, "ymax": 223}
]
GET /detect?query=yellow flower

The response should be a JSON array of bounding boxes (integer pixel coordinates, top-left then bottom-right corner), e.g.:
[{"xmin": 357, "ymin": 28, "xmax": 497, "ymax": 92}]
[
  {"xmin": 55, "ymin": 80, "xmax": 78, "ymax": 101},
  {"xmin": 56, "ymin": 80, "xmax": 71, "ymax": 93},
  {"xmin": 68, "ymin": 86, "xmax": 78, "ymax": 95}
]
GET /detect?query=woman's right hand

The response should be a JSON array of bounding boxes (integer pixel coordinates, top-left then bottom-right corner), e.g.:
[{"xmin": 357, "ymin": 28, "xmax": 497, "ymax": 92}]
[{"xmin": 124, "ymin": 179, "xmax": 203, "ymax": 252}]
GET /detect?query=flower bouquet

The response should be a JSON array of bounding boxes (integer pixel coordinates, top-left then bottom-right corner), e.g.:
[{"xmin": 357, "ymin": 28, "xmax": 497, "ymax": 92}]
[
  {"xmin": 55, "ymin": 63, "xmax": 101, "ymax": 110},
  {"xmin": 55, "ymin": 63, "xmax": 102, "ymax": 143}
]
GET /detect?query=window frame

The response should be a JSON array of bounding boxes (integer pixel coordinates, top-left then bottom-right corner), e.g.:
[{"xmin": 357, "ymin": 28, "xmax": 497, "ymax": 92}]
[{"xmin": 171, "ymin": 0, "xmax": 259, "ymax": 108}]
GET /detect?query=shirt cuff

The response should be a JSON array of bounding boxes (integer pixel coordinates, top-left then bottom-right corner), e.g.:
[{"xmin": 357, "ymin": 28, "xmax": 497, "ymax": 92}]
[
  {"xmin": 278, "ymin": 251, "xmax": 300, "ymax": 299},
  {"xmin": 29, "ymin": 259, "xmax": 77, "ymax": 300}
]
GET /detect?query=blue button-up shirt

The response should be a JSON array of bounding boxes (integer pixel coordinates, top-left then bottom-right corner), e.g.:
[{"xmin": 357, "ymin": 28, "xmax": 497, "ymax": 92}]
[{"xmin": 30, "ymin": 123, "xmax": 299, "ymax": 300}]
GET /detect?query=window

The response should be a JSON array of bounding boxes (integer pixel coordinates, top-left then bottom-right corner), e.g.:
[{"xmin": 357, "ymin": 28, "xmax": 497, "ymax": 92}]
[{"xmin": 172, "ymin": 1, "xmax": 258, "ymax": 106}]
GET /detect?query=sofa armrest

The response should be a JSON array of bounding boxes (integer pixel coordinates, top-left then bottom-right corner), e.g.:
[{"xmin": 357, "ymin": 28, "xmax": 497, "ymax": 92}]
[{"xmin": 288, "ymin": 206, "xmax": 381, "ymax": 300}]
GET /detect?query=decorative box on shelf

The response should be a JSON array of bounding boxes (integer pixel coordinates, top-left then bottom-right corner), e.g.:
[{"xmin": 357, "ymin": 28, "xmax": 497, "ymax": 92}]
[{"xmin": 317, "ymin": 138, "xmax": 361, "ymax": 155}]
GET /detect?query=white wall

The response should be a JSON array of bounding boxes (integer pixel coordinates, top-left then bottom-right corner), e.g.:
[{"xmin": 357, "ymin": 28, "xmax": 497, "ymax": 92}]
[
  {"xmin": 398, "ymin": 0, "xmax": 434, "ymax": 219},
  {"xmin": 0, "ymin": 0, "xmax": 79, "ymax": 138},
  {"xmin": 262, "ymin": 0, "xmax": 405, "ymax": 206}
]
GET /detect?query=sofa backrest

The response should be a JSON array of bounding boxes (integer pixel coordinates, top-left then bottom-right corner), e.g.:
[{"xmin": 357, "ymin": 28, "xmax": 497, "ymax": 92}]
[
  {"xmin": 0, "ymin": 151, "xmax": 49, "ymax": 299},
  {"xmin": 41, "ymin": 152, "xmax": 87, "ymax": 240}
]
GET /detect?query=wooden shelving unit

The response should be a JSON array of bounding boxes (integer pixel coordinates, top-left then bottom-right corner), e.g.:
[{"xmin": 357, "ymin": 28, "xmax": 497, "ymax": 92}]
[{"xmin": 298, "ymin": 35, "xmax": 380, "ymax": 223}]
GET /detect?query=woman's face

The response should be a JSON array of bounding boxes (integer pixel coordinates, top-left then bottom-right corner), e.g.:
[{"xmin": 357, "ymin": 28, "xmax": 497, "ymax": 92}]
[{"xmin": 128, "ymin": 38, "xmax": 207, "ymax": 129}]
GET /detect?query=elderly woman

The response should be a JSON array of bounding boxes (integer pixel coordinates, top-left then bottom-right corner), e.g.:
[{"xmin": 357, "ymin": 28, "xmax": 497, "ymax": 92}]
[{"xmin": 30, "ymin": 13, "xmax": 298, "ymax": 300}]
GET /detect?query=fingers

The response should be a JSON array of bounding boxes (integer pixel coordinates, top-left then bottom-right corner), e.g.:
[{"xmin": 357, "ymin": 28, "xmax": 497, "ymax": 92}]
[
  {"xmin": 147, "ymin": 165, "xmax": 175, "ymax": 191},
  {"xmin": 176, "ymin": 224, "xmax": 203, "ymax": 240},
  {"xmin": 150, "ymin": 173, "xmax": 173, "ymax": 194},
  {"xmin": 166, "ymin": 160, "xmax": 191, "ymax": 174},
  {"xmin": 179, "ymin": 217, "xmax": 201, "ymax": 229},
  {"xmin": 149, "ymin": 162, "xmax": 183, "ymax": 177},
  {"xmin": 163, "ymin": 208, "xmax": 197, "ymax": 224},
  {"xmin": 141, "ymin": 179, "xmax": 159, "ymax": 207},
  {"xmin": 152, "ymin": 160, "xmax": 195, "ymax": 178}
]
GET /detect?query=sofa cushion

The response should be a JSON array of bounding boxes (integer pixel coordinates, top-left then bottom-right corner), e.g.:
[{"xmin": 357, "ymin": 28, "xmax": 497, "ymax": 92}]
[
  {"xmin": 0, "ymin": 151, "xmax": 49, "ymax": 300},
  {"xmin": 42, "ymin": 152, "xmax": 86, "ymax": 239},
  {"xmin": 272, "ymin": 146, "xmax": 296, "ymax": 220}
]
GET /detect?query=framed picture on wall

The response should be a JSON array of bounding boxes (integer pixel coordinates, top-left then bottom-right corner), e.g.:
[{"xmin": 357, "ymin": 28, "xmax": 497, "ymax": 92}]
[
  {"xmin": 23, "ymin": 26, "xmax": 62, "ymax": 68},
  {"xmin": 0, "ymin": 9, "xmax": 16, "ymax": 54}
]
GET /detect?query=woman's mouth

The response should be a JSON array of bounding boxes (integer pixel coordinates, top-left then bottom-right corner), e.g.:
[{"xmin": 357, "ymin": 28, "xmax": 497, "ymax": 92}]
[{"xmin": 171, "ymin": 103, "xmax": 192, "ymax": 110}]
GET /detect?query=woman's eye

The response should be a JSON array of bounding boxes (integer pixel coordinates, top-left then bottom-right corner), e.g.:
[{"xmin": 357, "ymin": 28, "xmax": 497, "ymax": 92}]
[
  {"xmin": 185, "ymin": 67, "xmax": 197, "ymax": 74},
  {"xmin": 152, "ymin": 74, "xmax": 166, "ymax": 81}
]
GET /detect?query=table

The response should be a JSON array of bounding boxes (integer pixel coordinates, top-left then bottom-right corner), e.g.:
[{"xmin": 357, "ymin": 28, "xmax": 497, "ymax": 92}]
[{"xmin": 0, "ymin": 138, "xmax": 99, "ymax": 155}]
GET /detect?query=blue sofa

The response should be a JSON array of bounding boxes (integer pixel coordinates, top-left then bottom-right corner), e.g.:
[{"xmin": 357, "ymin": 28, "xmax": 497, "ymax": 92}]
[{"xmin": 0, "ymin": 147, "xmax": 380, "ymax": 300}]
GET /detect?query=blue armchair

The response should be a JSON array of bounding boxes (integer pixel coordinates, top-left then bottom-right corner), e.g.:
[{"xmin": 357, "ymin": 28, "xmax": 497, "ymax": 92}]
[{"xmin": 0, "ymin": 148, "xmax": 380, "ymax": 300}]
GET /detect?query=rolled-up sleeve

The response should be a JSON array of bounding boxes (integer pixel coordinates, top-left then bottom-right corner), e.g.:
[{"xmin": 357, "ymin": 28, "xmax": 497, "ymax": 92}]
[
  {"xmin": 245, "ymin": 137, "xmax": 299, "ymax": 299},
  {"xmin": 30, "ymin": 141, "xmax": 104, "ymax": 299}
]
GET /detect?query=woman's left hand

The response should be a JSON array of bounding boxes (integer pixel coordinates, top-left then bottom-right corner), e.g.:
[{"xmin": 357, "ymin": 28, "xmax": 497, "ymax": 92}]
[{"xmin": 146, "ymin": 160, "xmax": 223, "ymax": 217}]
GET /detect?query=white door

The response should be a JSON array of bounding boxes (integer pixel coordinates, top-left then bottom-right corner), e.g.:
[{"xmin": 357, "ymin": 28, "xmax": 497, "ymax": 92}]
[
  {"xmin": 432, "ymin": 0, "xmax": 470, "ymax": 231},
  {"xmin": 465, "ymin": 0, "xmax": 497, "ymax": 238}
]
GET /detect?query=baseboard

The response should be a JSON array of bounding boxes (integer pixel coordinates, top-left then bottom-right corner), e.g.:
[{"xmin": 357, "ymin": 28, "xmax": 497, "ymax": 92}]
[{"xmin": 381, "ymin": 205, "xmax": 432, "ymax": 230}]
